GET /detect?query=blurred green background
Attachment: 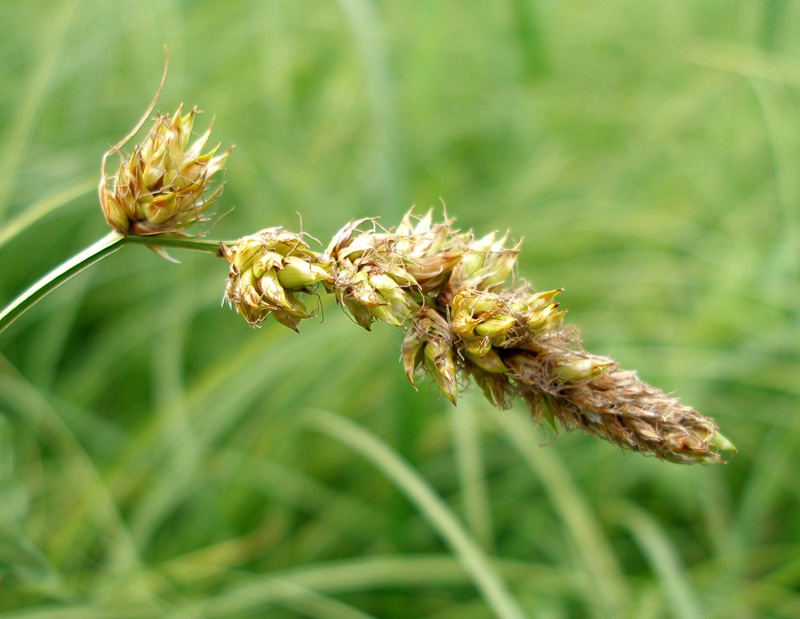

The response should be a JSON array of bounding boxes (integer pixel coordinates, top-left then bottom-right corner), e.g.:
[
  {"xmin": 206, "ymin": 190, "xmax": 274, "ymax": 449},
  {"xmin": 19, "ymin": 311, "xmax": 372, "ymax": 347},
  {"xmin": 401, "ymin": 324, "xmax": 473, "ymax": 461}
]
[{"xmin": 1, "ymin": 1, "xmax": 799, "ymax": 617}]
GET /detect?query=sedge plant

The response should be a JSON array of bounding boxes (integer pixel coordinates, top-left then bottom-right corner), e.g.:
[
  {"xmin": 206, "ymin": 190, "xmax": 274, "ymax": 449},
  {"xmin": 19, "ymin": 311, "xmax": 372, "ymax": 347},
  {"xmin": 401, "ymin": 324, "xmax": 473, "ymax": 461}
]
[{"xmin": 0, "ymin": 96, "xmax": 736, "ymax": 465}]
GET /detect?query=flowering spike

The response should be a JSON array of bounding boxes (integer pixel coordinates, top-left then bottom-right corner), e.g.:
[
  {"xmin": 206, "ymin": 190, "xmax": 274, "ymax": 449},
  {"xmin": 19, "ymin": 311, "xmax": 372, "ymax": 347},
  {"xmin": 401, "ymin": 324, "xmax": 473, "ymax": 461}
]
[
  {"xmin": 221, "ymin": 210, "xmax": 733, "ymax": 465},
  {"xmin": 222, "ymin": 229, "xmax": 329, "ymax": 329},
  {"xmin": 99, "ymin": 105, "xmax": 232, "ymax": 236}
]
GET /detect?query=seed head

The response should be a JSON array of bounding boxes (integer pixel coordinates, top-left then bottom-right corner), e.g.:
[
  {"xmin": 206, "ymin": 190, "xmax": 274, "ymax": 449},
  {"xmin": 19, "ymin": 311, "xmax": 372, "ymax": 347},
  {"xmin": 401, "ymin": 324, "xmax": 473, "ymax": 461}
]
[
  {"xmin": 324, "ymin": 219, "xmax": 420, "ymax": 330},
  {"xmin": 99, "ymin": 105, "xmax": 232, "ymax": 235},
  {"xmin": 222, "ymin": 228, "xmax": 331, "ymax": 330}
]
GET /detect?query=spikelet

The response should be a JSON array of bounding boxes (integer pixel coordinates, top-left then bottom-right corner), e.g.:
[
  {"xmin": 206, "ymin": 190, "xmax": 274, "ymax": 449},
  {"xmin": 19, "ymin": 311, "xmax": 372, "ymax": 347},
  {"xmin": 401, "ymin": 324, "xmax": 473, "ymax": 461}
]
[
  {"xmin": 221, "ymin": 228, "xmax": 331, "ymax": 331},
  {"xmin": 323, "ymin": 218, "xmax": 424, "ymax": 329},
  {"xmin": 99, "ymin": 105, "xmax": 232, "ymax": 236}
]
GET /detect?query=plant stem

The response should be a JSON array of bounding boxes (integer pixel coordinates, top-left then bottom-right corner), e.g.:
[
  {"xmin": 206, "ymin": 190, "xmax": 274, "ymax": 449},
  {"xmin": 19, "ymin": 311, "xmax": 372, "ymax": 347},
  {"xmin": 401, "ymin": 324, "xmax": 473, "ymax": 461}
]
[
  {"xmin": 0, "ymin": 232, "xmax": 235, "ymax": 335},
  {"xmin": 0, "ymin": 231, "xmax": 124, "ymax": 334},
  {"xmin": 123, "ymin": 234, "xmax": 229, "ymax": 254}
]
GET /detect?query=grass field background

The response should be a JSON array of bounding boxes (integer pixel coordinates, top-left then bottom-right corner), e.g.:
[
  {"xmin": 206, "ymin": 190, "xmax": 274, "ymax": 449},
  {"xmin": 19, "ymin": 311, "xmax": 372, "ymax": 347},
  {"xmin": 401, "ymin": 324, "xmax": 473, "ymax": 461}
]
[{"xmin": 1, "ymin": 1, "xmax": 799, "ymax": 617}]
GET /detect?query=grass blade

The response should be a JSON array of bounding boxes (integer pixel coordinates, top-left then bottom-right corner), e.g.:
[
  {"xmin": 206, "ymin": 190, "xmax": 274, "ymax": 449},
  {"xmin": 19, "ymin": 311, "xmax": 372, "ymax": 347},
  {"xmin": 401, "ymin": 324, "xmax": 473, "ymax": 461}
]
[
  {"xmin": 487, "ymin": 406, "xmax": 629, "ymax": 616},
  {"xmin": 308, "ymin": 409, "xmax": 528, "ymax": 619}
]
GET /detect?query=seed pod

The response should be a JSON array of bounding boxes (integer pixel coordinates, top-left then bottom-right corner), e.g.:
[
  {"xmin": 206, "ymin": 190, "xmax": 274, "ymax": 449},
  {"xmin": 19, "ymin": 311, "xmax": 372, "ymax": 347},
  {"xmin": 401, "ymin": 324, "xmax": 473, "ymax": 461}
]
[
  {"xmin": 552, "ymin": 356, "xmax": 613, "ymax": 383},
  {"xmin": 464, "ymin": 348, "xmax": 506, "ymax": 374},
  {"xmin": 401, "ymin": 308, "xmax": 457, "ymax": 404},
  {"xmin": 424, "ymin": 340, "xmax": 458, "ymax": 405}
]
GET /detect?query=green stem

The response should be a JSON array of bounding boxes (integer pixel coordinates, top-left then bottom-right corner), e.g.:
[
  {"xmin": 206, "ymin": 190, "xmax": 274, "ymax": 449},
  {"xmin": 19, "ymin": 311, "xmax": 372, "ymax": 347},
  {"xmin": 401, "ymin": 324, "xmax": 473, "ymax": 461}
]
[
  {"xmin": 123, "ymin": 234, "xmax": 230, "ymax": 254},
  {"xmin": 0, "ymin": 231, "xmax": 124, "ymax": 334},
  {"xmin": 0, "ymin": 232, "xmax": 235, "ymax": 335}
]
